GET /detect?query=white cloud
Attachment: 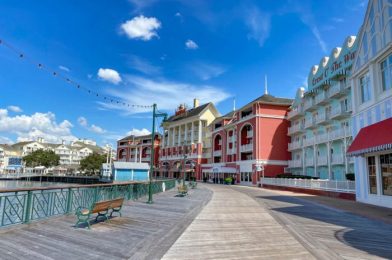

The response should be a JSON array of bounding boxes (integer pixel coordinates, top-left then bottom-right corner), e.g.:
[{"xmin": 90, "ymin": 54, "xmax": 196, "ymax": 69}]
[
  {"xmin": 331, "ymin": 17, "xmax": 344, "ymax": 23},
  {"xmin": 185, "ymin": 40, "xmax": 199, "ymax": 49},
  {"xmin": 90, "ymin": 125, "xmax": 106, "ymax": 134},
  {"xmin": 190, "ymin": 62, "xmax": 225, "ymax": 80},
  {"xmin": 7, "ymin": 105, "xmax": 22, "ymax": 113},
  {"xmin": 59, "ymin": 65, "xmax": 70, "ymax": 72},
  {"xmin": 77, "ymin": 116, "xmax": 88, "ymax": 127},
  {"xmin": 128, "ymin": 0, "xmax": 157, "ymax": 12},
  {"xmin": 99, "ymin": 75, "xmax": 230, "ymax": 114},
  {"xmin": 128, "ymin": 55, "xmax": 161, "ymax": 75},
  {"xmin": 121, "ymin": 15, "xmax": 161, "ymax": 41},
  {"xmin": 126, "ymin": 128, "xmax": 151, "ymax": 136},
  {"xmin": 0, "ymin": 136, "xmax": 13, "ymax": 144},
  {"xmin": 0, "ymin": 108, "xmax": 76, "ymax": 143},
  {"xmin": 245, "ymin": 7, "xmax": 271, "ymax": 47},
  {"xmin": 78, "ymin": 116, "xmax": 106, "ymax": 134},
  {"xmin": 97, "ymin": 68, "xmax": 122, "ymax": 84},
  {"xmin": 175, "ymin": 12, "xmax": 182, "ymax": 17}
]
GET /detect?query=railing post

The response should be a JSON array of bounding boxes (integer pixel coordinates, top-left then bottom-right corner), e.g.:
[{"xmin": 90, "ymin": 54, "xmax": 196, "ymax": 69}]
[
  {"xmin": 24, "ymin": 191, "xmax": 33, "ymax": 224},
  {"xmin": 66, "ymin": 188, "xmax": 73, "ymax": 214}
]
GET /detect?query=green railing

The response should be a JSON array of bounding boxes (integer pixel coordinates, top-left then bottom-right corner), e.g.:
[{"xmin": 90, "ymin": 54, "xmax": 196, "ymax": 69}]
[{"xmin": 0, "ymin": 179, "xmax": 175, "ymax": 227}]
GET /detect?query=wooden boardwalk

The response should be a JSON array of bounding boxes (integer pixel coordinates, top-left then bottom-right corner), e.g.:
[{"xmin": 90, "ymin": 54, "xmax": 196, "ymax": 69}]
[
  {"xmin": 162, "ymin": 184, "xmax": 314, "ymax": 260},
  {"xmin": 233, "ymin": 186, "xmax": 392, "ymax": 260},
  {"xmin": 0, "ymin": 186, "xmax": 212, "ymax": 260}
]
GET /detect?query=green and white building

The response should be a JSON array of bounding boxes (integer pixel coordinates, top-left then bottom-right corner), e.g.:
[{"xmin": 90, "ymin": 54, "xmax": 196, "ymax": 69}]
[{"xmin": 287, "ymin": 36, "xmax": 357, "ymax": 180}]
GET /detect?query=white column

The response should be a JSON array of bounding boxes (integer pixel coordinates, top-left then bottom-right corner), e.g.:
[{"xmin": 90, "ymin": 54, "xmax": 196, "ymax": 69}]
[
  {"xmin": 327, "ymin": 142, "xmax": 332, "ymax": 179},
  {"xmin": 134, "ymin": 148, "xmax": 137, "ymax": 163},
  {"xmin": 198, "ymin": 120, "xmax": 202, "ymax": 143},
  {"xmin": 171, "ymin": 127, "xmax": 175, "ymax": 147},
  {"xmin": 191, "ymin": 122, "xmax": 194, "ymax": 144},
  {"xmin": 162, "ymin": 131, "xmax": 165, "ymax": 148},
  {"xmin": 139, "ymin": 146, "xmax": 142, "ymax": 162},
  {"xmin": 185, "ymin": 124, "xmax": 188, "ymax": 143},
  {"xmin": 178, "ymin": 125, "xmax": 181, "ymax": 145}
]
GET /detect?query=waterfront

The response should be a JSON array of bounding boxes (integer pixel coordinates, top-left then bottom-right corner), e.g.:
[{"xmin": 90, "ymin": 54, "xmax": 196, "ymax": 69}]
[{"xmin": 0, "ymin": 180, "xmax": 70, "ymax": 191}]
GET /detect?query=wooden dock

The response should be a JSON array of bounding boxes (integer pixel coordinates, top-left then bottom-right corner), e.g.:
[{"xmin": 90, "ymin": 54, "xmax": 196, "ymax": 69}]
[{"xmin": 0, "ymin": 186, "xmax": 212, "ymax": 260}]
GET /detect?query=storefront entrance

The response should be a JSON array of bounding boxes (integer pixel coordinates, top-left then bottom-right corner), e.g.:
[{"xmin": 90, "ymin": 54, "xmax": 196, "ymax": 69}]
[{"xmin": 240, "ymin": 172, "xmax": 252, "ymax": 186}]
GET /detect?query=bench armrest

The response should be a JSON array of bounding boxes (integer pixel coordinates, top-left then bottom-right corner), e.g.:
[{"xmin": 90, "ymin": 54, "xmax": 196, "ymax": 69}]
[{"xmin": 75, "ymin": 206, "xmax": 90, "ymax": 216}]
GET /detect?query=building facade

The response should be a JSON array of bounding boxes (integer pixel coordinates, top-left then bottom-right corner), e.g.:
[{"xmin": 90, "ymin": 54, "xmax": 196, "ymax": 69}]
[
  {"xmin": 287, "ymin": 36, "xmax": 357, "ymax": 180},
  {"xmin": 348, "ymin": 0, "xmax": 392, "ymax": 208},
  {"xmin": 158, "ymin": 99, "xmax": 220, "ymax": 180},
  {"xmin": 116, "ymin": 134, "xmax": 160, "ymax": 169},
  {"xmin": 202, "ymin": 94, "xmax": 292, "ymax": 186}
]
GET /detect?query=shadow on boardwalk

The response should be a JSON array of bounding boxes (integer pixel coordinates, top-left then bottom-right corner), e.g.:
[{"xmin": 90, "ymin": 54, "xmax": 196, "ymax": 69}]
[
  {"xmin": 254, "ymin": 193, "xmax": 392, "ymax": 259},
  {"xmin": 0, "ymin": 186, "xmax": 212, "ymax": 260}
]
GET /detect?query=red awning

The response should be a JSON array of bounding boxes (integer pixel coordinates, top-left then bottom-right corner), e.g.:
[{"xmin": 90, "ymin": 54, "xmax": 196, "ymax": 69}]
[{"xmin": 347, "ymin": 117, "xmax": 392, "ymax": 156}]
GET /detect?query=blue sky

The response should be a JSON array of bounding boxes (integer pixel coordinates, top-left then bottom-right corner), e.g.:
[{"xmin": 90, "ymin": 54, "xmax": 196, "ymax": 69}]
[{"xmin": 0, "ymin": 0, "xmax": 366, "ymax": 146}]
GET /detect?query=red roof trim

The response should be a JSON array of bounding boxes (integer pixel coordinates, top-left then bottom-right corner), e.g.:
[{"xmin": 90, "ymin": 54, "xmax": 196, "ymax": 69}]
[{"xmin": 347, "ymin": 117, "xmax": 392, "ymax": 156}]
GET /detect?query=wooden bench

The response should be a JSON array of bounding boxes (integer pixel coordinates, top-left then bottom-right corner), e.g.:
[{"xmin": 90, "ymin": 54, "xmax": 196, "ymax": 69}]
[
  {"xmin": 75, "ymin": 198, "xmax": 124, "ymax": 229},
  {"xmin": 177, "ymin": 185, "xmax": 188, "ymax": 197}
]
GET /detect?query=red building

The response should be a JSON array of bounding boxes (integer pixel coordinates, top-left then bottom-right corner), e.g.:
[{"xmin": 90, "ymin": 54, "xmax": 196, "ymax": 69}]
[
  {"xmin": 201, "ymin": 94, "xmax": 292, "ymax": 185},
  {"xmin": 158, "ymin": 100, "xmax": 220, "ymax": 180},
  {"xmin": 117, "ymin": 134, "xmax": 160, "ymax": 169}
]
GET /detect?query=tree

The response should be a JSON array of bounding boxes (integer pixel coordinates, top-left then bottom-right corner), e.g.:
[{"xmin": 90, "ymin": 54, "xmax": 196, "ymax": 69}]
[
  {"xmin": 23, "ymin": 149, "xmax": 60, "ymax": 168},
  {"xmin": 80, "ymin": 153, "xmax": 107, "ymax": 176}
]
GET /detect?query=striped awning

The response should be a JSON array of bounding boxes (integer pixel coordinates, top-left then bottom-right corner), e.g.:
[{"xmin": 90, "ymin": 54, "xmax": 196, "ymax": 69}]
[{"xmin": 347, "ymin": 117, "xmax": 392, "ymax": 156}]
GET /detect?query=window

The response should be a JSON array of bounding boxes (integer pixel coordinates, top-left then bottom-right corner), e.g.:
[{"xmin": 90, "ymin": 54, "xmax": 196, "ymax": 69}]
[
  {"xmin": 368, "ymin": 156, "xmax": 377, "ymax": 194},
  {"xmin": 359, "ymin": 73, "xmax": 371, "ymax": 103},
  {"xmin": 380, "ymin": 154, "xmax": 392, "ymax": 196},
  {"xmin": 380, "ymin": 55, "xmax": 392, "ymax": 91}
]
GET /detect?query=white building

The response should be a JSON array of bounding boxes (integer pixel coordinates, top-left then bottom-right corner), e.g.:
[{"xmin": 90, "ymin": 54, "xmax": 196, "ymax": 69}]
[
  {"xmin": 348, "ymin": 0, "xmax": 392, "ymax": 208},
  {"xmin": 287, "ymin": 36, "xmax": 357, "ymax": 180}
]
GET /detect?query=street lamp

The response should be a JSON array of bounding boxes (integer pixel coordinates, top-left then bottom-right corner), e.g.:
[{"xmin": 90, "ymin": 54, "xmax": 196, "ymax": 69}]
[
  {"xmin": 147, "ymin": 103, "xmax": 167, "ymax": 204},
  {"xmin": 182, "ymin": 154, "xmax": 187, "ymax": 186}
]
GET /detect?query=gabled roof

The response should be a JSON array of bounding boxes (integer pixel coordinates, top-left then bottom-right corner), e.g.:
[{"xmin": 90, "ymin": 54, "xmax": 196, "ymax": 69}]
[
  {"xmin": 119, "ymin": 133, "xmax": 161, "ymax": 142},
  {"xmin": 164, "ymin": 103, "xmax": 215, "ymax": 123},
  {"xmin": 246, "ymin": 94, "xmax": 293, "ymax": 107}
]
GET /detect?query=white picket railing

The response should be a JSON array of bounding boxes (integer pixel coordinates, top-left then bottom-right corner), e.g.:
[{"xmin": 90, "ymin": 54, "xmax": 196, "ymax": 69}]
[{"xmin": 261, "ymin": 177, "xmax": 355, "ymax": 193}]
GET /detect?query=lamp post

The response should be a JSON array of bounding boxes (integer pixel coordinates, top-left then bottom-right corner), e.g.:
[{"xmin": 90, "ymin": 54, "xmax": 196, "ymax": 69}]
[
  {"xmin": 147, "ymin": 103, "xmax": 167, "ymax": 204},
  {"xmin": 182, "ymin": 154, "xmax": 187, "ymax": 186}
]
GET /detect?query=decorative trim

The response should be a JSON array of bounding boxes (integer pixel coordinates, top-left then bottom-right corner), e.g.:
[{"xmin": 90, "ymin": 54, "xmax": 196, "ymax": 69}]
[{"xmin": 347, "ymin": 143, "xmax": 392, "ymax": 156}]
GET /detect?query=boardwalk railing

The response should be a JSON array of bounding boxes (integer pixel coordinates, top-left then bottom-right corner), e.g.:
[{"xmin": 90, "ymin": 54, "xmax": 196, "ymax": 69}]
[
  {"xmin": 0, "ymin": 179, "xmax": 175, "ymax": 227},
  {"xmin": 261, "ymin": 177, "xmax": 355, "ymax": 193}
]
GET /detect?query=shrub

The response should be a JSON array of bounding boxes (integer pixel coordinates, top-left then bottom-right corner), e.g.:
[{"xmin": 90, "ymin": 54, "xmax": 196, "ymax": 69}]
[
  {"xmin": 224, "ymin": 177, "xmax": 233, "ymax": 184},
  {"xmin": 276, "ymin": 174, "xmax": 319, "ymax": 180},
  {"xmin": 346, "ymin": 173, "xmax": 355, "ymax": 181}
]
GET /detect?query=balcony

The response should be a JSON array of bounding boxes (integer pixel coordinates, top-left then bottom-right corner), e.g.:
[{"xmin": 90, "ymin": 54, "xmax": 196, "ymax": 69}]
[
  {"xmin": 329, "ymin": 128, "xmax": 350, "ymax": 140},
  {"xmin": 202, "ymin": 152, "xmax": 212, "ymax": 158},
  {"xmin": 305, "ymin": 158, "xmax": 314, "ymax": 167},
  {"xmin": 213, "ymin": 150, "xmax": 222, "ymax": 157},
  {"xmin": 315, "ymin": 113, "xmax": 328, "ymax": 125},
  {"xmin": 329, "ymin": 105, "xmax": 352, "ymax": 120},
  {"xmin": 288, "ymin": 141, "xmax": 302, "ymax": 151},
  {"xmin": 304, "ymin": 118, "xmax": 316, "ymax": 129},
  {"xmin": 331, "ymin": 154, "xmax": 344, "ymax": 165},
  {"xmin": 288, "ymin": 123, "xmax": 304, "ymax": 135},
  {"xmin": 228, "ymin": 136, "xmax": 236, "ymax": 142},
  {"xmin": 240, "ymin": 143, "xmax": 253, "ymax": 152},
  {"xmin": 328, "ymin": 82, "xmax": 344, "ymax": 98},
  {"xmin": 288, "ymin": 160, "xmax": 302, "ymax": 168},
  {"xmin": 288, "ymin": 105, "xmax": 304, "ymax": 120},
  {"xmin": 315, "ymin": 91, "xmax": 327, "ymax": 105},
  {"xmin": 303, "ymin": 138, "xmax": 315, "ymax": 147},
  {"xmin": 317, "ymin": 156, "xmax": 328, "ymax": 166},
  {"xmin": 315, "ymin": 133, "xmax": 328, "ymax": 144},
  {"xmin": 303, "ymin": 98, "xmax": 317, "ymax": 111},
  {"xmin": 227, "ymin": 148, "xmax": 236, "ymax": 155}
]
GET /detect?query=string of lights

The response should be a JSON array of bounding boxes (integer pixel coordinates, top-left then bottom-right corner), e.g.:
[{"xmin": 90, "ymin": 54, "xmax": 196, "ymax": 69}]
[{"xmin": 0, "ymin": 38, "xmax": 153, "ymax": 109}]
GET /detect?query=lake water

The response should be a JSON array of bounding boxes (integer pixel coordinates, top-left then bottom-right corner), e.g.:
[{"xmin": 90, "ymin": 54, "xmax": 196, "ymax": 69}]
[{"xmin": 0, "ymin": 180, "xmax": 70, "ymax": 191}]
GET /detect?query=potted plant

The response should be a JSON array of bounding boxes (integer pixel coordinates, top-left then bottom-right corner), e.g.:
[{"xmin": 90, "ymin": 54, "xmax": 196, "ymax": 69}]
[{"xmin": 224, "ymin": 177, "xmax": 233, "ymax": 185}]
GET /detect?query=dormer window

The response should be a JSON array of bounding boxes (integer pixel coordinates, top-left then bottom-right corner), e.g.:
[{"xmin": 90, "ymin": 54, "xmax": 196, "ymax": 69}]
[
  {"xmin": 241, "ymin": 108, "xmax": 252, "ymax": 118},
  {"xmin": 215, "ymin": 123, "xmax": 222, "ymax": 129}
]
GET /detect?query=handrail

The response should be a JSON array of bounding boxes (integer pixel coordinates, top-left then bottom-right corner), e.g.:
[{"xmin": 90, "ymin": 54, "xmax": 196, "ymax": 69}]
[{"xmin": 0, "ymin": 179, "xmax": 175, "ymax": 193}]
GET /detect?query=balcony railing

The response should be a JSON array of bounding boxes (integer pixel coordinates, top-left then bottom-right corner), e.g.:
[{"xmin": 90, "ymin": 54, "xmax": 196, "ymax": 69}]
[
  {"xmin": 247, "ymin": 131, "xmax": 253, "ymax": 138},
  {"xmin": 288, "ymin": 141, "xmax": 302, "ymax": 150},
  {"xmin": 315, "ymin": 91, "xmax": 327, "ymax": 104},
  {"xmin": 331, "ymin": 154, "xmax": 344, "ymax": 165},
  {"xmin": 315, "ymin": 133, "xmax": 328, "ymax": 144},
  {"xmin": 303, "ymin": 98, "xmax": 315, "ymax": 111},
  {"xmin": 213, "ymin": 150, "xmax": 222, "ymax": 157},
  {"xmin": 315, "ymin": 113, "xmax": 327, "ymax": 124},
  {"xmin": 303, "ymin": 138, "xmax": 315, "ymax": 146},
  {"xmin": 288, "ymin": 105, "xmax": 303, "ymax": 119},
  {"xmin": 330, "ymin": 104, "xmax": 352, "ymax": 119},
  {"xmin": 304, "ymin": 118, "xmax": 315, "ymax": 129},
  {"xmin": 227, "ymin": 148, "xmax": 236, "ymax": 155},
  {"xmin": 305, "ymin": 158, "xmax": 314, "ymax": 166},
  {"xmin": 288, "ymin": 124, "xmax": 304, "ymax": 135},
  {"xmin": 261, "ymin": 178, "xmax": 355, "ymax": 193},
  {"xmin": 240, "ymin": 143, "xmax": 253, "ymax": 152},
  {"xmin": 317, "ymin": 156, "xmax": 328, "ymax": 166},
  {"xmin": 328, "ymin": 83, "xmax": 343, "ymax": 98},
  {"xmin": 329, "ymin": 128, "xmax": 350, "ymax": 140},
  {"xmin": 288, "ymin": 160, "xmax": 302, "ymax": 168}
]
